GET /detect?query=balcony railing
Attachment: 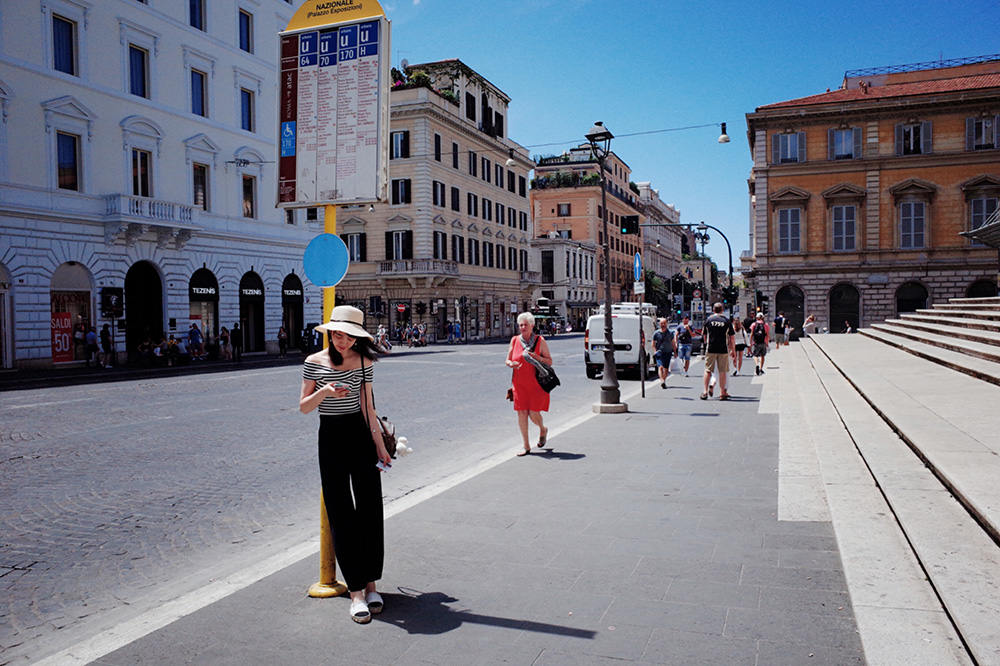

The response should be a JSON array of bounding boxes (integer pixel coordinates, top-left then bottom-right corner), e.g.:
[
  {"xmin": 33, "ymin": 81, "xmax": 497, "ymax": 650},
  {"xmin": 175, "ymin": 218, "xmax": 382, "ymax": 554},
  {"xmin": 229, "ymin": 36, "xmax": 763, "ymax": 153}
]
[
  {"xmin": 105, "ymin": 194, "xmax": 196, "ymax": 224},
  {"xmin": 520, "ymin": 270, "xmax": 541, "ymax": 283},
  {"xmin": 376, "ymin": 259, "xmax": 459, "ymax": 276}
]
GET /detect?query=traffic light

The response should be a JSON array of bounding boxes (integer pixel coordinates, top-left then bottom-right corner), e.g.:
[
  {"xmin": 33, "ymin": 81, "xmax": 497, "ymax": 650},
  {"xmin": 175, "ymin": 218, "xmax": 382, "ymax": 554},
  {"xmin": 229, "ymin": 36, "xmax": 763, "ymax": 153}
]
[
  {"xmin": 761, "ymin": 294, "xmax": 770, "ymax": 315},
  {"xmin": 620, "ymin": 215, "xmax": 639, "ymax": 235}
]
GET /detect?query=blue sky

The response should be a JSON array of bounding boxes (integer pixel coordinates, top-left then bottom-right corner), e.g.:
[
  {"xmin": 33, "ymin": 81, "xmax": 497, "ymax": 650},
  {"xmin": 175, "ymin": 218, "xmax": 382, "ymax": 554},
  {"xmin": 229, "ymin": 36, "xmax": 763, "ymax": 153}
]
[{"xmin": 380, "ymin": 0, "xmax": 999, "ymax": 265}]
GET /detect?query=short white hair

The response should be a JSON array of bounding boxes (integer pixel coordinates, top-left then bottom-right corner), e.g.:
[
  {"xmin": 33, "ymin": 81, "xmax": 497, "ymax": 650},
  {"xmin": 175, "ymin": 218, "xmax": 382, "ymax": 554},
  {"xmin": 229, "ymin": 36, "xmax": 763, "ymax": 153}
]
[{"xmin": 517, "ymin": 312, "xmax": 535, "ymax": 327}]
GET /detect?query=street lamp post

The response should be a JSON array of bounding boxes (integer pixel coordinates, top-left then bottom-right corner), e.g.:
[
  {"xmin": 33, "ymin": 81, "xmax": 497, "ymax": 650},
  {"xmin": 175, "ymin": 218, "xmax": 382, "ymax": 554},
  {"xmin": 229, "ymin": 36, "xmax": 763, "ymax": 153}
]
[
  {"xmin": 695, "ymin": 222, "xmax": 734, "ymax": 317},
  {"xmin": 586, "ymin": 121, "xmax": 625, "ymax": 411}
]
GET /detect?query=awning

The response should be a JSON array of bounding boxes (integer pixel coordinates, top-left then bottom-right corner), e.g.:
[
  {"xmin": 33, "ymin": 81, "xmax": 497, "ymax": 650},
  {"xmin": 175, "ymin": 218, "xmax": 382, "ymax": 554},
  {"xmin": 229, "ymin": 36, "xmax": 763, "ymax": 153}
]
[{"xmin": 961, "ymin": 208, "xmax": 1000, "ymax": 248}]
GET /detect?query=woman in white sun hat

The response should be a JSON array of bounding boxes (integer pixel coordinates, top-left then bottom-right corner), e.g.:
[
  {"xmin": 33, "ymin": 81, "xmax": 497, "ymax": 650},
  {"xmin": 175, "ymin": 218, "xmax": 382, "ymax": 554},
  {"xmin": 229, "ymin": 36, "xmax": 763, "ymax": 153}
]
[{"xmin": 299, "ymin": 305, "xmax": 390, "ymax": 624}]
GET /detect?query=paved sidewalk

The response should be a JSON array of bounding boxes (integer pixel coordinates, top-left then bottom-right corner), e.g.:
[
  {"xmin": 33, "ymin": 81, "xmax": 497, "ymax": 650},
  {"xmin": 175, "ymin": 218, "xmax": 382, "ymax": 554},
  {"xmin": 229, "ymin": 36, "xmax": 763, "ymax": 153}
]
[{"xmin": 48, "ymin": 368, "xmax": 865, "ymax": 666}]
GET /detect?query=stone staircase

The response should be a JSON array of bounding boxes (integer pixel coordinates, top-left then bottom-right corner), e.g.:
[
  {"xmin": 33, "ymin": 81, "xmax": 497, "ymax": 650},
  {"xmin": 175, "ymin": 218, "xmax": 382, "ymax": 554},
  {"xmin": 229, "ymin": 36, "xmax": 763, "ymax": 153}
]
[{"xmin": 863, "ymin": 296, "xmax": 1000, "ymax": 385}]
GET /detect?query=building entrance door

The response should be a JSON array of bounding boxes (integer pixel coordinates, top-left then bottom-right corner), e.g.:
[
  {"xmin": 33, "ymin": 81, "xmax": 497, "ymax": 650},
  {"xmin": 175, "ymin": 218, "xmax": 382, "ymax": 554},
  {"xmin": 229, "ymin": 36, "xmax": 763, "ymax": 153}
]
[
  {"xmin": 829, "ymin": 283, "xmax": 860, "ymax": 333},
  {"xmin": 124, "ymin": 261, "xmax": 164, "ymax": 358}
]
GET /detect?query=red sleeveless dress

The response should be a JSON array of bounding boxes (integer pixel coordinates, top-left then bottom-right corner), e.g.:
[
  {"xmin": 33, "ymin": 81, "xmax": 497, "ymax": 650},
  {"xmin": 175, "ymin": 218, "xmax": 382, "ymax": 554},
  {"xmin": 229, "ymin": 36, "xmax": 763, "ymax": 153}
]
[{"xmin": 511, "ymin": 336, "xmax": 550, "ymax": 412}]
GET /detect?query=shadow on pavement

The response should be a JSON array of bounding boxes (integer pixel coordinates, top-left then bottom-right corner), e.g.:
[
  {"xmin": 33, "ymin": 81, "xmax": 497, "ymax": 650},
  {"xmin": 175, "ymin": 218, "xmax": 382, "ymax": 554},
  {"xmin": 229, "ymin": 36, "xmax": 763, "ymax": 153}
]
[{"xmin": 379, "ymin": 589, "xmax": 596, "ymax": 638}]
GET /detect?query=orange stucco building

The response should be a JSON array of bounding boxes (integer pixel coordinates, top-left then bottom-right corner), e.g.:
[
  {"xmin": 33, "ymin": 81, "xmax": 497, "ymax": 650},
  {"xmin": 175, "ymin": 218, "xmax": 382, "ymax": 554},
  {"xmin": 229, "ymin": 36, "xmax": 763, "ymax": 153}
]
[{"xmin": 745, "ymin": 55, "xmax": 1000, "ymax": 333}]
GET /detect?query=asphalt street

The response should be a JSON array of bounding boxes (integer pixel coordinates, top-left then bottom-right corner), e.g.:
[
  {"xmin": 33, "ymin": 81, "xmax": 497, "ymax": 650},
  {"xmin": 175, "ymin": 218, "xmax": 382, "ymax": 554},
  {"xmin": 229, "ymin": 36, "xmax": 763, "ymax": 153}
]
[{"xmin": 1, "ymin": 334, "xmax": 633, "ymax": 664}]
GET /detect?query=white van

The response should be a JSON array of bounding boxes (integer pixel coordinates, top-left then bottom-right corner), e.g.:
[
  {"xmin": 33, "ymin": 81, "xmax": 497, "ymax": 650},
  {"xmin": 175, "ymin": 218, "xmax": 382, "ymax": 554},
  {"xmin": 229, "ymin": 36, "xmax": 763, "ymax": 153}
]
[{"xmin": 584, "ymin": 303, "xmax": 657, "ymax": 379}]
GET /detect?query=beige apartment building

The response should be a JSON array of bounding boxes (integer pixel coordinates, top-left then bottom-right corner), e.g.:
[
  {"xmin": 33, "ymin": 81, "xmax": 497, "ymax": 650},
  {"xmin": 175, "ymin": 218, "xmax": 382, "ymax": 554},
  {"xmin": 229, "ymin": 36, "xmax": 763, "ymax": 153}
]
[
  {"xmin": 531, "ymin": 145, "xmax": 643, "ymax": 304},
  {"xmin": 330, "ymin": 59, "xmax": 537, "ymax": 341},
  {"xmin": 531, "ymin": 235, "xmax": 598, "ymax": 329}
]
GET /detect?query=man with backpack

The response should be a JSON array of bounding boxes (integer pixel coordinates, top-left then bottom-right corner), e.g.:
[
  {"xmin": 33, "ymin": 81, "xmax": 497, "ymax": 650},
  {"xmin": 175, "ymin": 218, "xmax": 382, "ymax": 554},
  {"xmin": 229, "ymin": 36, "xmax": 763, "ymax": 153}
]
[
  {"xmin": 750, "ymin": 312, "xmax": 769, "ymax": 375},
  {"xmin": 773, "ymin": 311, "xmax": 788, "ymax": 349},
  {"xmin": 674, "ymin": 316, "xmax": 695, "ymax": 377}
]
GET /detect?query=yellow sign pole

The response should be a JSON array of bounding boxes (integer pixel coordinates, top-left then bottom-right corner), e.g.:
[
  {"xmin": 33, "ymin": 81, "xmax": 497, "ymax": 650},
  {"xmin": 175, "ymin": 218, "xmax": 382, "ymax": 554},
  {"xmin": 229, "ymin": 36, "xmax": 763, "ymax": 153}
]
[{"xmin": 307, "ymin": 204, "xmax": 345, "ymax": 599}]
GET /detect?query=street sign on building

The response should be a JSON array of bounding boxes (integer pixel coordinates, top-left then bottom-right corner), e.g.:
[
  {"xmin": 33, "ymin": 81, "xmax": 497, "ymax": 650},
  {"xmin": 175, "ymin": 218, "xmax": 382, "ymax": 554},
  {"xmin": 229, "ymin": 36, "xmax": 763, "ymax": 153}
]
[{"xmin": 277, "ymin": 1, "xmax": 391, "ymax": 207}]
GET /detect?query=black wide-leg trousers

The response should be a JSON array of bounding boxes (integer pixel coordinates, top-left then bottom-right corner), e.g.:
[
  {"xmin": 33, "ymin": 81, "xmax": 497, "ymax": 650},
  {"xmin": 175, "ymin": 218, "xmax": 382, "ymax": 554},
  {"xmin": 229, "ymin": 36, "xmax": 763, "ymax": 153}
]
[{"xmin": 318, "ymin": 413, "xmax": 384, "ymax": 592}]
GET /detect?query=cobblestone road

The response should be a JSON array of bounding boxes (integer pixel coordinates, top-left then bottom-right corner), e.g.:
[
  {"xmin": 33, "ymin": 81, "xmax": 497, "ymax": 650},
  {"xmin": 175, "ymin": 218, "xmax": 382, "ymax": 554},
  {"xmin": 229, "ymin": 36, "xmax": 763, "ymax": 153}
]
[{"xmin": 0, "ymin": 337, "xmax": 598, "ymax": 664}]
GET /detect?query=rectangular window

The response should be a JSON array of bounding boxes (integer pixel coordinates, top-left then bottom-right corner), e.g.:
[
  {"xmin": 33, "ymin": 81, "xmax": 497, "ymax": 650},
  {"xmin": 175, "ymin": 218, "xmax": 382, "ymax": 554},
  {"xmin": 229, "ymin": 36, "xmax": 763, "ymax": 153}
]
[
  {"xmin": 189, "ymin": 0, "xmax": 205, "ymax": 30},
  {"xmin": 132, "ymin": 148, "xmax": 151, "ymax": 197},
  {"xmin": 496, "ymin": 202, "xmax": 504, "ymax": 225},
  {"xmin": 519, "ymin": 176, "xmax": 526, "ymax": 198},
  {"xmin": 508, "ymin": 208, "xmax": 516, "ymax": 228},
  {"xmin": 895, "ymin": 122, "xmax": 932, "ymax": 156},
  {"xmin": 520, "ymin": 250, "xmax": 528, "ymax": 272},
  {"xmin": 238, "ymin": 10, "xmax": 253, "ymax": 53},
  {"xmin": 306, "ymin": 207, "xmax": 318, "ymax": 221},
  {"xmin": 450, "ymin": 186, "xmax": 460, "ymax": 212},
  {"xmin": 829, "ymin": 128, "xmax": 862, "ymax": 160},
  {"xmin": 467, "ymin": 192, "xmax": 478, "ymax": 217},
  {"xmin": 56, "ymin": 132, "xmax": 80, "ymax": 191},
  {"xmin": 483, "ymin": 198, "xmax": 492, "ymax": 221},
  {"xmin": 541, "ymin": 250, "xmax": 554, "ymax": 283},
  {"xmin": 465, "ymin": 93, "xmax": 476, "ymax": 122},
  {"xmin": 390, "ymin": 231, "xmax": 409, "ymax": 260},
  {"xmin": 497, "ymin": 245, "xmax": 505, "ymax": 270},
  {"xmin": 494, "ymin": 111, "xmax": 504, "ymax": 139},
  {"xmin": 240, "ymin": 88, "xmax": 255, "ymax": 131},
  {"xmin": 519, "ymin": 211, "xmax": 528, "ymax": 231},
  {"xmin": 434, "ymin": 134, "xmax": 441, "ymax": 161},
  {"xmin": 390, "ymin": 130, "xmax": 409, "ymax": 159},
  {"xmin": 346, "ymin": 233, "xmax": 365, "ymax": 262},
  {"xmin": 509, "ymin": 247, "xmax": 517, "ymax": 271},
  {"xmin": 900, "ymin": 201, "xmax": 925, "ymax": 248},
  {"xmin": 772, "ymin": 132, "xmax": 806, "ymax": 163},
  {"xmin": 52, "ymin": 15, "xmax": 76, "ymax": 75},
  {"xmin": 468, "ymin": 151, "xmax": 477, "ymax": 177},
  {"xmin": 832, "ymin": 205, "xmax": 855, "ymax": 251},
  {"xmin": 482, "ymin": 157, "xmax": 491, "ymax": 183},
  {"xmin": 452, "ymin": 142, "xmax": 459, "ymax": 169},
  {"xmin": 433, "ymin": 231, "xmax": 448, "ymax": 260},
  {"xmin": 507, "ymin": 170, "xmax": 516, "ymax": 193},
  {"xmin": 242, "ymin": 175, "xmax": 256, "ymax": 217},
  {"xmin": 778, "ymin": 208, "xmax": 801, "ymax": 253},
  {"xmin": 129, "ymin": 45, "xmax": 149, "ymax": 98},
  {"xmin": 193, "ymin": 163, "xmax": 209, "ymax": 210},
  {"xmin": 432, "ymin": 181, "xmax": 445, "ymax": 207},
  {"xmin": 495, "ymin": 165, "xmax": 504, "ymax": 189},
  {"xmin": 484, "ymin": 242, "xmax": 494, "ymax": 268},
  {"xmin": 557, "ymin": 203, "xmax": 571, "ymax": 217},
  {"xmin": 468, "ymin": 238, "xmax": 480, "ymax": 266},
  {"xmin": 967, "ymin": 116, "xmax": 999, "ymax": 151},
  {"xmin": 452, "ymin": 235, "xmax": 465, "ymax": 264},
  {"xmin": 191, "ymin": 69, "xmax": 207, "ymax": 116},
  {"xmin": 971, "ymin": 197, "xmax": 998, "ymax": 246},
  {"xmin": 391, "ymin": 178, "xmax": 411, "ymax": 204}
]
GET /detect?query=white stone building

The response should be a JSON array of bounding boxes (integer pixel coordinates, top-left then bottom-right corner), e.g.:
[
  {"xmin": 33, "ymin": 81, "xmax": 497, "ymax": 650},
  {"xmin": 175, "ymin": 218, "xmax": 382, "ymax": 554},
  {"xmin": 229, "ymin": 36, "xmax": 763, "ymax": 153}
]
[{"xmin": 0, "ymin": 0, "xmax": 323, "ymax": 369}]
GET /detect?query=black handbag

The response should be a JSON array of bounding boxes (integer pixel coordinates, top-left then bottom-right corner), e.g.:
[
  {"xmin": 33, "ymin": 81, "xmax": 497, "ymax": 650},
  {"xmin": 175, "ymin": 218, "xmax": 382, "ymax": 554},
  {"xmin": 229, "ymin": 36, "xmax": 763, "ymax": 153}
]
[
  {"xmin": 361, "ymin": 358, "xmax": 397, "ymax": 458},
  {"xmin": 530, "ymin": 336, "xmax": 560, "ymax": 393}
]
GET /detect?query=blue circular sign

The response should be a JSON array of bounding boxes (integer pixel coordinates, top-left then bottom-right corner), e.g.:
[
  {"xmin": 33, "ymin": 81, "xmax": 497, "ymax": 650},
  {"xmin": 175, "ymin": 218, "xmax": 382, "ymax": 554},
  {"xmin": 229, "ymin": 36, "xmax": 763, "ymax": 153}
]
[
  {"xmin": 303, "ymin": 233, "xmax": 350, "ymax": 287},
  {"xmin": 633, "ymin": 253, "xmax": 643, "ymax": 282}
]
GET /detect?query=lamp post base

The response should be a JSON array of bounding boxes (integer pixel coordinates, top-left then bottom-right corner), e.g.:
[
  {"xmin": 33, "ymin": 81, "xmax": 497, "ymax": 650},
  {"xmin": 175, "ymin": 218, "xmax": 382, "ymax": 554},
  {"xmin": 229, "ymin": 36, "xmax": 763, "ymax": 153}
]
[{"xmin": 592, "ymin": 401, "xmax": 628, "ymax": 414}]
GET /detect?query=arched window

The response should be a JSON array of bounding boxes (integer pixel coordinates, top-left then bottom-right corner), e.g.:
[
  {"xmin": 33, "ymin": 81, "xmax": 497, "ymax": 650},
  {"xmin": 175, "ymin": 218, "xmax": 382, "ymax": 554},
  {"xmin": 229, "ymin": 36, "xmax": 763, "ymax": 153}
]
[{"xmin": 966, "ymin": 279, "xmax": 997, "ymax": 298}]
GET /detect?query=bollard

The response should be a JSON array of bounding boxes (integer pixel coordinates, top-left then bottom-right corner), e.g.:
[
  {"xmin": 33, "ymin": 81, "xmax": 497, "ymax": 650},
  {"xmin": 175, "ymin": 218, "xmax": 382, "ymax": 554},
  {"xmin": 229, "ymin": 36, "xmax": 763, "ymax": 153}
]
[{"xmin": 307, "ymin": 491, "xmax": 348, "ymax": 597}]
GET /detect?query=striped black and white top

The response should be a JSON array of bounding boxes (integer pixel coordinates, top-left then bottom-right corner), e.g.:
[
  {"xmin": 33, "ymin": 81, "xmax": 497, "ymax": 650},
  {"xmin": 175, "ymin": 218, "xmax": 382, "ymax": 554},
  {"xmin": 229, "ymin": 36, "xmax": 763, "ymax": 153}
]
[{"xmin": 303, "ymin": 361, "xmax": 373, "ymax": 415}]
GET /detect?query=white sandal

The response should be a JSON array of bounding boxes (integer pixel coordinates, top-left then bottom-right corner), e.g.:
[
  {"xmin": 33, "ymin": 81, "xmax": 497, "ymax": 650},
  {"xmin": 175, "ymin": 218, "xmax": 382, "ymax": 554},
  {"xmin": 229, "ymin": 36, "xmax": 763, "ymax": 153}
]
[
  {"xmin": 350, "ymin": 598, "xmax": 371, "ymax": 624},
  {"xmin": 365, "ymin": 590, "xmax": 384, "ymax": 614}
]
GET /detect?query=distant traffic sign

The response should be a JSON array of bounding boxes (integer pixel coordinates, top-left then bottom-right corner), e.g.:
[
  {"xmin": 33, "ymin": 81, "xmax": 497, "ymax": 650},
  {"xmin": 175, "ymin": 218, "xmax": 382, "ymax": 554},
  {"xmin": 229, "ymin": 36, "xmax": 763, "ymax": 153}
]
[{"xmin": 633, "ymin": 253, "xmax": 642, "ymax": 282}]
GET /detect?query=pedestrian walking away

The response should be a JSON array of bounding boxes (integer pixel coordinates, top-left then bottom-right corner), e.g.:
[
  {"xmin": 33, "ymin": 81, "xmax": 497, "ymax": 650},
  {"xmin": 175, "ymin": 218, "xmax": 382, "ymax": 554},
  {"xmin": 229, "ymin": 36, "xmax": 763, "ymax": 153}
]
[
  {"xmin": 506, "ymin": 312, "xmax": 553, "ymax": 457},
  {"xmin": 772, "ymin": 312, "xmax": 788, "ymax": 349},
  {"xmin": 231, "ymin": 322, "xmax": 243, "ymax": 362},
  {"xmin": 750, "ymin": 312, "xmax": 770, "ymax": 375},
  {"xmin": 99, "ymin": 323, "xmax": 113, "ymax": 368},
  {"xmin": 219, "ymin": 326, "xmax": 232, "ymax": 361},
  {"xmin": 85, "ymin": 326, "xmax": 99, "ymax": 368},
  {"xmin": 674, "ymin": 315, "xmax": 695, "ymax": 377},
  {"xmin": 299, "ymin": 306, "xmax": 391, "ymax": 625},
  {"xmin": 701, "ymin": 303, "xmax": 735, "ymax": 400},
  {"xmin": 652, "ymin": 318, "xmax": 675, "ymax": 389},
  {"xmin": 731, "ymin": 317, "xmax": 748, "ymax": 376}
]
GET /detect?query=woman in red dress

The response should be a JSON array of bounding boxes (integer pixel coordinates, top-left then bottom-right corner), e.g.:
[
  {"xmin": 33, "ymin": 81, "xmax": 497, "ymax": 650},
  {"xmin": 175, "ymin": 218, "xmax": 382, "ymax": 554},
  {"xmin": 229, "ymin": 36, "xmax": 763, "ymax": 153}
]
[{"xmin": 505, "ymin": 312, "xmax": 554, "ymax": 456}]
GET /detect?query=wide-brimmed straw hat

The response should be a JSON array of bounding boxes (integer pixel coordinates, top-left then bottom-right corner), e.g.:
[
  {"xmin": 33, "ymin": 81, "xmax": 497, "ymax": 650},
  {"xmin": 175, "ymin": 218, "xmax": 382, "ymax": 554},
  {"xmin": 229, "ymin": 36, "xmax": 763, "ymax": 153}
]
[{"xmin": 314, "ymin": 305, "xmax": 373, "ymax": 340}]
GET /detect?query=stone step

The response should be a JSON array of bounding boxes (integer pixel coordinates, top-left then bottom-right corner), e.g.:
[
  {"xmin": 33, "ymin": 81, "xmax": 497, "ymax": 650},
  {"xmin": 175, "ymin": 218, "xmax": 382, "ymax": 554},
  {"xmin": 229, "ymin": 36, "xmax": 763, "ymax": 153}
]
[
  {"xmin": 933, "ymin": 302, "xmax": 1000, "ymax": 312},
  {"xmin": 948, "ymin": 296, "xmax": 1000, "ymax": 306},
  {"xmin": 900, "ymin": 311, "xmax": 1000, "ymax": 333},
  {"xmin": 805, "ymin": 335, "xmax": 1000, "ymax": 666},
  {"xmin": 882, "ymin": 317, "xmax": 1000, "ymax": 350},
  {"xmin": 915, "ymin": 307, "xmax": 1000, "ymax": 323},
  {"xmin": 781, "ymin": 344, "xmax": 971, "ymax": 665},
  {"xmin": 866, "ymin": 324, "xmax": 1000, "ymax": 377}
]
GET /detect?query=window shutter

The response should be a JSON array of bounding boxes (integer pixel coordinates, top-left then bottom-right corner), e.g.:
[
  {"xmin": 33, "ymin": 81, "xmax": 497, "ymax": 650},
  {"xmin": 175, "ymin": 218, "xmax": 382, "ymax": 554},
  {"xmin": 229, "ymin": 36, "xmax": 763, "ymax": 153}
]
[
  {"xmin": 966, "ymin": 117, "xmax": 975, "ymax": 151},
  {"xmin": 441, "ymin": 233, "xmax": 448, "ymax": 260},
  {"xmin": 402, "ymin": 230, "xmax": 413, "ymax": 259},
  {"xmin": 771, "ymin": 134, "xmax": 780, "ymax": 164},
  {"xmin": 401, "ymin": 131, "xmax": 409, "ymax": 158},
  {"xmin": 385, "ymin": 231, "xmax": 393, "ymax": 260},
  {"xmin": 360, "ymin": 233, "xmax": 367, "ymax": 262},
  {"xmin": 827, "ymin": 129, "xmax": 835, "ymax": 161},
  {"xmin": 894, "ymin": 123, "xmax": 903, "ymax": 156},
  {"xmin": 921, "ymin": 121, "xmax": 932, "ymax": 154},
  {"xmin": 797, "ymin": 131, "xmax": 806, "ymax": 162},
  {"xmin": 853, "ymin": 127, "xmax": 863, "ymax": 158}
]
